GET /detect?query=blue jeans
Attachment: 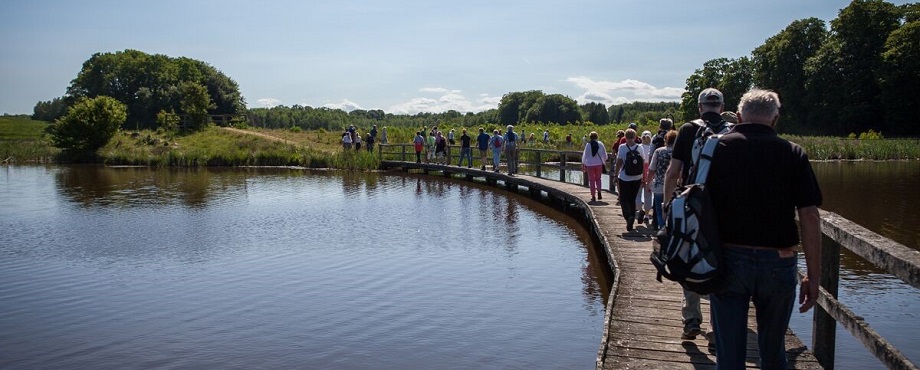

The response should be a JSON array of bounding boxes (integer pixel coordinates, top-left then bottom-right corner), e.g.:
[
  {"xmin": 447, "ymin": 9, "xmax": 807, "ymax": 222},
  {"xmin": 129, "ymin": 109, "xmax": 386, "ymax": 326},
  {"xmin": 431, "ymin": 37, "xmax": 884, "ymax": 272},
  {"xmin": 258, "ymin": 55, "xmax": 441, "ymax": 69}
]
[
  {"xmin": 491, "ymin": 149, "xmax": 502, "ymax": 170},
  {"xmin": 653, "ymin": 192, "xmax": 664, "ymax": 227},
  {"xmin": 711, "ymin": 247, "xmax": 798, "ymax": 370},
  {"xmin": 458, "ymin": 147, "xmax": 473, "ymax": 167}
]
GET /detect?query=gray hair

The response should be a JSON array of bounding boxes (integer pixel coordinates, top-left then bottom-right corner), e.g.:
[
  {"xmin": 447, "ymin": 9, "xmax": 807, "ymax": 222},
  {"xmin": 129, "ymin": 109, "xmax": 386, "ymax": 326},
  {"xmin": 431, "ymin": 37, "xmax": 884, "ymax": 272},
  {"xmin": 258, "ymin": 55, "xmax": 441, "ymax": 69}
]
[{"xmin": 738, "ymin": 89, "xmax": 781, "ymax": 124}]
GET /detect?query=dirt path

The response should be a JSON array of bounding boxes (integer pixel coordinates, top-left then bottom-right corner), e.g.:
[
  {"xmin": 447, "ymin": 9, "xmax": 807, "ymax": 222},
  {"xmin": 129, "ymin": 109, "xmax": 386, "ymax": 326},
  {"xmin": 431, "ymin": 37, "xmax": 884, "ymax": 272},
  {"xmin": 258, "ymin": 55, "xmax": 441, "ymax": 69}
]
[{"xmin": 220, "ymin": 127, "xmax": 299, "ymax": 146}]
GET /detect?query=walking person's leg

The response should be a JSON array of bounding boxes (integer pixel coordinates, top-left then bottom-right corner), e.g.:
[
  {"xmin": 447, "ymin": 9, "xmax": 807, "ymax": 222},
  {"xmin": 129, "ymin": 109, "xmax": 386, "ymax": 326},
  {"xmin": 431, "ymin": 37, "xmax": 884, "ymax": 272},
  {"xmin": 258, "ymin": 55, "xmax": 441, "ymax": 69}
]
[{"xmin": 752, "ymin": 251, "xmax": 798, "ymax": 370}]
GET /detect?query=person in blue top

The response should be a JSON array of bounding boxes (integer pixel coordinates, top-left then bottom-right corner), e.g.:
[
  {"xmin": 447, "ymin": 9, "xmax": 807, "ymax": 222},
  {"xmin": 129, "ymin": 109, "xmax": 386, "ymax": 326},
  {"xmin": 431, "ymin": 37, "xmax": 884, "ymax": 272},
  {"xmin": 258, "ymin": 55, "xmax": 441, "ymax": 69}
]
[
  {"xmin": 503, "ymin": 125, "xmax": 519, "ymax": 175},
  {"xmin": 489, "ymin": 129, "xmax": 504, "ymax": 172},
  {"xmin": 476, "ymin": 128, "xmax": 491, "ymax": 171}
]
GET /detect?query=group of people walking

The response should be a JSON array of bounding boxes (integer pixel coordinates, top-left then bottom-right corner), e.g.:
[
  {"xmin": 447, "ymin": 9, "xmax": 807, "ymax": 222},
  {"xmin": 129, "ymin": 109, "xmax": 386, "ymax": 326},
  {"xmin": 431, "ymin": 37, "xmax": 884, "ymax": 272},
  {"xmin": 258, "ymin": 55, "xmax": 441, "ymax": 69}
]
[
  {"xmin": 413, "ymin": 125, "xmax": 521, "ymax": 175},
  {"xmin": 342, "ymin": 124, "xmax": 387, "ymax": 152},
  {"xmin": 583, "ymin": 88, "xmax": 822, "ymax": 370}
]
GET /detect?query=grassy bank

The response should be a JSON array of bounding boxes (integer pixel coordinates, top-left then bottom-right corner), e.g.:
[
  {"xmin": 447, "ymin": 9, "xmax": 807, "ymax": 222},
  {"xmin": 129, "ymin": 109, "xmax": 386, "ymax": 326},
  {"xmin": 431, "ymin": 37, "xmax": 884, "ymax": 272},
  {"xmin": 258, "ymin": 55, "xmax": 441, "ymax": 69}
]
[
  {"xmin": 0, "ymin": 116, "xmax": 59, "ymax": 163},
  {"xmin": 1, "ymin": 115, "xmax": 917, "ymax": 166},
  {"xmin": 101, "ymin": 127, "xmax": 380, "ymax": 169}
]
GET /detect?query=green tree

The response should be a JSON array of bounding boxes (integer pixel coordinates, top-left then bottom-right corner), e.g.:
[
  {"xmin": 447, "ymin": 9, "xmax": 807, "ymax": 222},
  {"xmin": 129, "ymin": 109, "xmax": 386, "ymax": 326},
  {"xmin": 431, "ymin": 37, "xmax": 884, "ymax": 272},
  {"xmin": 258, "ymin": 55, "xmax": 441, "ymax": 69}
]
[
  {"xmin": 497, "ymin": 90, "xmax": 544, "ymax": 125},
  {"xmin": 678, "ymin": 57, "xmax": 754, "ymax": 121},
  {"xmin": 804, "ymin": 0, "xmax": 901, "ymax": 135},
  {"xmin": 879, "ymin": 19, "xmax": 920, "ymax": 135},
  {"xmin": 65, "ymin": 49, "xmax": 244, "ymax": 130},
  {"xmin": 46, "ymin": 96, "xmax": 127, "ymax": 154},
  {"xmin": 522, "ymin": 94, "xmax": 582, "ymax": 125},
  {"xmin": 32, "ymin": 97, "xmax": 69, "ymax": 122},
  {"xmin": 752, "ymin": 18, "xmax": 827, "ymax": 133},
  {"xmin": 179, "ymin": 82, "xmax": 215, "ymax": 131},
  {"xmin": 581, "ymin": 102, "xmax": 609, "ymax": 124}
]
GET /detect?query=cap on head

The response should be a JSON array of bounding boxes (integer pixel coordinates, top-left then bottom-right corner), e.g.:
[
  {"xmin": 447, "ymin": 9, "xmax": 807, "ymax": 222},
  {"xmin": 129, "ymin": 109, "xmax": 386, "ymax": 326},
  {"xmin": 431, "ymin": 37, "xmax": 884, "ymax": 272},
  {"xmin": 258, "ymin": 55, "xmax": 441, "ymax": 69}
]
[
  {"xmin": 628, "ymin": 122, "xmax": 638, "ymax": 130},
  {"xmin": 642, "ymin": 130, "xmax": 652, "ymax": 138},
  {"xmin": 698, "ymin": 88, "xmax": 724, "ymax": 105}
]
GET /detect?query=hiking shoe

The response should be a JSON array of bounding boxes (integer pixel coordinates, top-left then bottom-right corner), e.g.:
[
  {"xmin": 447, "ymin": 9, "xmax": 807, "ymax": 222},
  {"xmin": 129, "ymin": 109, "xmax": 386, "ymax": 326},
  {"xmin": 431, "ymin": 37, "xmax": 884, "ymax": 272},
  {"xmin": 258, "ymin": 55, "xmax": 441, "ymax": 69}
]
[{"xmin": 681, "ymin": 322, "xmax": 702, "ymax": 340}]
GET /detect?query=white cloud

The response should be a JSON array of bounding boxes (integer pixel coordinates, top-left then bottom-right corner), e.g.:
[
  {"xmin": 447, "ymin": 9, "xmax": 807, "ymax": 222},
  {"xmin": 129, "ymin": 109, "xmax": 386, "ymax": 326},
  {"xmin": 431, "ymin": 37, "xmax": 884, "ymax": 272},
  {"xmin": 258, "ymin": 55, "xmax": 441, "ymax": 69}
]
[
  {"xmin": 257, "ymin": 98, "xmax": 282, "ymax": 108},
  {"xmin": 565, "ymin": 76, "xmax": 683, "ymax": 105},
  {"xmin": 387, "ymin": 89, "xmax": 498, "ymax": 115},
  {"xmin": 323, "ymin": 99, "xmax": 363, "ymax": 112},
  {"xmin": 419, "ymin": 87, "xmax": 450, "ymax": 94}
]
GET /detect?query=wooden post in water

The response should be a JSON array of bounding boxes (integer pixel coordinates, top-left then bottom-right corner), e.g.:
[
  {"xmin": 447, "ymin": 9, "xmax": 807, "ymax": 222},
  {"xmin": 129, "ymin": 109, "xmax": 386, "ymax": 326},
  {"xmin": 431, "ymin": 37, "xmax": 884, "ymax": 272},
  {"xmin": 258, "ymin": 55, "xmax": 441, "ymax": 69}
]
[{"xmin": 813, "ymin": 233, "xmax": 840, "ymax": 369}]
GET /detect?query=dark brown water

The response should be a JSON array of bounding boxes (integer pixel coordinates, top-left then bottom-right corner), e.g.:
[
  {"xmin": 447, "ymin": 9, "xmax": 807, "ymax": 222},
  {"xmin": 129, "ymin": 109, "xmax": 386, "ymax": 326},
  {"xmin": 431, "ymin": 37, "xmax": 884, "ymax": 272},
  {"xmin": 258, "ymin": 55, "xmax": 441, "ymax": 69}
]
[
  {"xmin": 0, "ymin": 165, "xmax": 610, "ymax": 369},
  {"xmin": 789, "ymin": 161, "xmax": 920, "ymax": 369}
]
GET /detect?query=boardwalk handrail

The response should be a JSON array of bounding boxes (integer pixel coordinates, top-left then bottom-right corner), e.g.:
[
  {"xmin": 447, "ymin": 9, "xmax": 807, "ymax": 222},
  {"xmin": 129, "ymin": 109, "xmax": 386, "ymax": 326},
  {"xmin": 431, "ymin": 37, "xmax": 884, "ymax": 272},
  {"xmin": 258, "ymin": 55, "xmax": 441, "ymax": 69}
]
[
  {"xmin": 813, "ymin": 210, "xmax": 920, "ymax": 370},
  {"xmin": 378, "ymin": 143, "xmax": 612, "ymax": 187}
]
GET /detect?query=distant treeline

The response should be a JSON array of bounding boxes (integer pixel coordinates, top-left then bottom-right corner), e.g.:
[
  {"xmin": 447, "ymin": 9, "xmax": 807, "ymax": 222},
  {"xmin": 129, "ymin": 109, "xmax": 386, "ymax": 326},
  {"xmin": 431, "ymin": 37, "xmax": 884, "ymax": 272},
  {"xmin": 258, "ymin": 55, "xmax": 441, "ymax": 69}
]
[{"xmin": 246, "ymin": 99, "xmax": 680, "ymax": 132}]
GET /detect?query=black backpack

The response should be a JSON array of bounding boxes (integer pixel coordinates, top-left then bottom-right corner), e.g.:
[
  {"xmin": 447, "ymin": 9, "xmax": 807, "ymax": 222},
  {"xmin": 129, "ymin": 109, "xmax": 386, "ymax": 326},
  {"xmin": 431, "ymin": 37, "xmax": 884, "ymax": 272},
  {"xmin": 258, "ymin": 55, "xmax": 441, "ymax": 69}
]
[
  {"xmin": 650, "ymin": 134, "xmax": 724, "ymax": 295},
  {"xmin": 623, "ymin": 145, "xmax": 644, "ymax": 176}
]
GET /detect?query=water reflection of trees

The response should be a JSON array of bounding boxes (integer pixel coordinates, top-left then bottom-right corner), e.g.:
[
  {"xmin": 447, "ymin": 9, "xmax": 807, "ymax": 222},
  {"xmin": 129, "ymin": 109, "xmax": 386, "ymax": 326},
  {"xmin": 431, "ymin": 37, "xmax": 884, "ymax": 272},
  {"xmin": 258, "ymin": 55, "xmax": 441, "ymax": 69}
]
[{"xmin": 54, "ymin": 166, "xmax": 252, "ymax": 208}]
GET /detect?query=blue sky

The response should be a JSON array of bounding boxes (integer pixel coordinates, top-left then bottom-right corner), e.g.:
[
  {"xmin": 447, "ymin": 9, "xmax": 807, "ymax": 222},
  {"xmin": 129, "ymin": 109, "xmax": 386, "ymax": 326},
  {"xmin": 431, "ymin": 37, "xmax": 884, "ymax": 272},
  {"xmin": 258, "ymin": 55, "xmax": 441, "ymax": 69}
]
[{"xmin": 0, "ymin": 0, "xmax": 907, "ymax": 115}]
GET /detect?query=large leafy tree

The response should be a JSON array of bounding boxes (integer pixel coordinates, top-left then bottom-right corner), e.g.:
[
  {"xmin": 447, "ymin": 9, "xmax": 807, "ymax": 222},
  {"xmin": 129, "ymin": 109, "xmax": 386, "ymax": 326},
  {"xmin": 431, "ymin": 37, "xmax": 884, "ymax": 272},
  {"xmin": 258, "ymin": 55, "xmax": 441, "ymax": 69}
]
[
  {"xmin": 752, "ymin": 18, "xmax": 828, "ymax": 133},
  {"xmin": 804, "ymin": 0, "xmax": 901, "ymax": 135},
  {"xmin": 879, "ymin": 16, "xmax": 920, "ymax": 135},
  {"xmin": 678, "ymin": 57, "xmax": 753, "ymax": 121},
  {"xmin": 497, "ymin": 90, "xmax": 544, "ymax": 125},
  {"xmin": 580, "ymin": 102, "xmax": 609, "ymax": 125},
  {"xmin": 64, "ymin": 49, "xmax": 245, "ymax": 130},
  {"xmin": 46, "ymin": 96, "xmax": 127, "ymax": 154},
  {"xmin": 522, "ymin": 94, "xmax": 582, "ymax": 125}
]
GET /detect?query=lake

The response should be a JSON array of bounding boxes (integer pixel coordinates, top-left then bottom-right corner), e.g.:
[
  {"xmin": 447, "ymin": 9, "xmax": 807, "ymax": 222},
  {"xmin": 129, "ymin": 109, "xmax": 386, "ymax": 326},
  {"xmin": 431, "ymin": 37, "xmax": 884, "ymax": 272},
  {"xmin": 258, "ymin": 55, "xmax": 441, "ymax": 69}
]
[
  {"xmin": 1, "ymin": 161, "xmax": 917, "ymax": 369},
  {"xmin": 0, "ymin": 165, "xmax": 610, "ymax": 369}
]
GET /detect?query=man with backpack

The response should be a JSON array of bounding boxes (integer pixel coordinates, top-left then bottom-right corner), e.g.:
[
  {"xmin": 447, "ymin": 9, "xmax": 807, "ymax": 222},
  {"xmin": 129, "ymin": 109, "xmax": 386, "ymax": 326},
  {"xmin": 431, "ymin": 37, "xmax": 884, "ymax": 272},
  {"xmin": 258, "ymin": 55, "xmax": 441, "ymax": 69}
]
[
  {"xmin": 651, "ymin": 118, "xmax": 673, "ymax": 153},
  {"xmin": 662, "ymin": 88, "xmax": 730, "ymax": 341},
  {"xmin": 705, "ymin": 89, "xmax": 822, "ymax": 369}
]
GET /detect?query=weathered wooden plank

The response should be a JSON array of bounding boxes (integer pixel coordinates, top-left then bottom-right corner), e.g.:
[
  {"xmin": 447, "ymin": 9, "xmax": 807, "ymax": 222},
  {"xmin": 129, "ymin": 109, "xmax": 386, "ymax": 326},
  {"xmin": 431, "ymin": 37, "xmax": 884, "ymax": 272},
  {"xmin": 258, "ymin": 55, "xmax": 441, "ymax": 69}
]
[{"xmin": 821, "ymin": 210, "xmax": 920, "ymax": 289}]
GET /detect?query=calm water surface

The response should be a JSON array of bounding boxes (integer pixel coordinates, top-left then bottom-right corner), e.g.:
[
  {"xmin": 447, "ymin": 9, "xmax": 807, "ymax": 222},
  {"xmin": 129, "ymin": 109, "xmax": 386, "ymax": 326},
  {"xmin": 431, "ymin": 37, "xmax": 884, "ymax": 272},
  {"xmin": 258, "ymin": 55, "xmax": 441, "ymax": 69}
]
[{"xmin": 0, "ymin": 165, "xmax": 610, "ymax": 369}]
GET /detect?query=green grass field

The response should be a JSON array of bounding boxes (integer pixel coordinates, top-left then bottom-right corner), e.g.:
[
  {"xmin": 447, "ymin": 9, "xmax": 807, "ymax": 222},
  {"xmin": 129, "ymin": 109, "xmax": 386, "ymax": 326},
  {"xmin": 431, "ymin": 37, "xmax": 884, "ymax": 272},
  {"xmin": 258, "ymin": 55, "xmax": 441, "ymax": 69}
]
[
  {"xmin": 1, "ymin": 115, "xmax": 916, "ymax": 165},
  {"xmin": 0, "ymin": 116, "xmax": 49, "ymax": 140}
]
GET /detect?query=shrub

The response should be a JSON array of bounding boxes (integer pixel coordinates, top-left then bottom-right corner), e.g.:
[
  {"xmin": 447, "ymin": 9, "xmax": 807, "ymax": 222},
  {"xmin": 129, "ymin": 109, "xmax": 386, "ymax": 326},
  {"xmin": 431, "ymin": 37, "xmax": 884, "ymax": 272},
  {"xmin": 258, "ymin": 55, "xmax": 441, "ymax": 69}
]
[{"xmin": 46, "ymin": 96, "xmax": 127, "ymax": 154}]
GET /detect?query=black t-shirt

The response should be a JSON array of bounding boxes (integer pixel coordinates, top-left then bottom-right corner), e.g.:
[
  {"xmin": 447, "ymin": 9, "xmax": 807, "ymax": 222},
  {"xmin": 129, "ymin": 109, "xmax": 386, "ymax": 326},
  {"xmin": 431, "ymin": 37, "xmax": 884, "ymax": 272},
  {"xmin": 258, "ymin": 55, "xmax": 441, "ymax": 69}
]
[
  {"xmin": 706, "ymin": 123, "xmax": 823, "ymax": 248},
  {"xmin": 672, "ymin": 111, "xmax": 725, "ymax": 183},
  {"xmin": 460, "ymin": 134, "xmax": 471, "ymax": 148}
]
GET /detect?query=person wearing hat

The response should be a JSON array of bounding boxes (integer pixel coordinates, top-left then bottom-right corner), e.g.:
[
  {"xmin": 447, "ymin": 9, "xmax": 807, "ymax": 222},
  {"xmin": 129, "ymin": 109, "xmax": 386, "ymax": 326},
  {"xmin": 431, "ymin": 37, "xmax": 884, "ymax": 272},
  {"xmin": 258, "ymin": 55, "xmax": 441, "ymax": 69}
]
[
  {"xmin": 617, "ymin": 122, "xmax": 642, "ymax": 148},
  {"xmin": 662, "ymin": 87, "xmax": 727, "ymax": 342}
]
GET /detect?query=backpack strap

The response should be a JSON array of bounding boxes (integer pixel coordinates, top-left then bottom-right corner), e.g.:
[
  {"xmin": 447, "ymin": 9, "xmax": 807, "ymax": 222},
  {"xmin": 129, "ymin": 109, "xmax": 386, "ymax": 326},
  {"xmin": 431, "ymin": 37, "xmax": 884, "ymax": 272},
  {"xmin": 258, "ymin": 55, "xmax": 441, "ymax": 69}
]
[{"xmin": 691, "ymin": 134, "xmax": 722, "ymax": 183}]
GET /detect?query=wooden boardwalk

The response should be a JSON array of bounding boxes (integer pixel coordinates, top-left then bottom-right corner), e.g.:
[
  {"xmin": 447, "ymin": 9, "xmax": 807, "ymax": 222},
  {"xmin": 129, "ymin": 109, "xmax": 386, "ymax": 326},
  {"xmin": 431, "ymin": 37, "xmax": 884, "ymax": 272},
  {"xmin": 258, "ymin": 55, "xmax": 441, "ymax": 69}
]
[{"xmin": 381, "ymin": 161, "xmax": 821, "ymax": 370}]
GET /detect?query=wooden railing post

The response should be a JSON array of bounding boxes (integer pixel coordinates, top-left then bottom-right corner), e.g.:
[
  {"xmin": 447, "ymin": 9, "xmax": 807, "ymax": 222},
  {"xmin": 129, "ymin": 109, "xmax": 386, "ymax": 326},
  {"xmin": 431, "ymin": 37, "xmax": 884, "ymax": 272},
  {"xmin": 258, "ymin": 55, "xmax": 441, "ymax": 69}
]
[
  {"xmin": 813, "ymin": 233, "xmax": 840, "ymax": 369},
  {"xmin": 559, "ymin": 153, "xmax": 567, "ymax": 182},
  {"xmin": 535, "ymin": 151, "xmax": 542, "ymax": 178},
  {"xmin": 401, "ymin": 145, "xmax": 407, "ymax": 162},
  {"xmin": 607, "ymin": 154, "xmax": 616, "ymax": 193}
]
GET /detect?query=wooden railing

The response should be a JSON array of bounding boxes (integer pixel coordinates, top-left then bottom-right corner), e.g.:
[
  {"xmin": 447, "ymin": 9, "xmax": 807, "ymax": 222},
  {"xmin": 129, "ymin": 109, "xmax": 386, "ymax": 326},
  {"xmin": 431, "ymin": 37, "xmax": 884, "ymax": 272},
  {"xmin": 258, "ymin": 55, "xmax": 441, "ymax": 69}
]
[
  {"xmin": 378, "ymin": 143, "xmax": 616, "ymax": 189},
  {"xmin": 813, "ymin": 211, "xmax": 920, "ymax": 370}
]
